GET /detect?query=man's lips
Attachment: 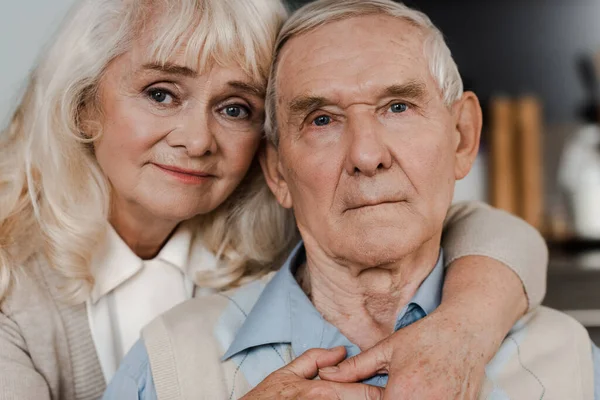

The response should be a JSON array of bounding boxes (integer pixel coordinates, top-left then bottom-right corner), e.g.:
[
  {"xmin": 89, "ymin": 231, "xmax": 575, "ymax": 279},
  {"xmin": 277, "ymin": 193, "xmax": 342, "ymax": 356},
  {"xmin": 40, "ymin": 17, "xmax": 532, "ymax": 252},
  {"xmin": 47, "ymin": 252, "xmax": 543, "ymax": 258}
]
[{"xmin": 345, "ymin": 199, "xmax": 404, "ymax": 211}]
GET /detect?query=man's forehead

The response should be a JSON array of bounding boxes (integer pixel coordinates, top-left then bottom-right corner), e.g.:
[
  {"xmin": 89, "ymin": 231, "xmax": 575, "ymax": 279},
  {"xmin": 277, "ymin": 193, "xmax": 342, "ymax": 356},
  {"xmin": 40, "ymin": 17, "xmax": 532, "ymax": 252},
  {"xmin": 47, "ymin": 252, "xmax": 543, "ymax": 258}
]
[{"xmin": 276, "ymin": 14, "xmax": 432, "ymax": 103}]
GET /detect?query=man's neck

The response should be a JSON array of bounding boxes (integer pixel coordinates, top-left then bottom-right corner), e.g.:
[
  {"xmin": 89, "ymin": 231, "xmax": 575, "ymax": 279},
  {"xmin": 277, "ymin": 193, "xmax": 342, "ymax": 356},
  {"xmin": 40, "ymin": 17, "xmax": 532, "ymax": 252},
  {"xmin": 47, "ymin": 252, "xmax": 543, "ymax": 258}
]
[{"xmin": 297, "ymin": 240, "xmax": 440, "ymax": 350}]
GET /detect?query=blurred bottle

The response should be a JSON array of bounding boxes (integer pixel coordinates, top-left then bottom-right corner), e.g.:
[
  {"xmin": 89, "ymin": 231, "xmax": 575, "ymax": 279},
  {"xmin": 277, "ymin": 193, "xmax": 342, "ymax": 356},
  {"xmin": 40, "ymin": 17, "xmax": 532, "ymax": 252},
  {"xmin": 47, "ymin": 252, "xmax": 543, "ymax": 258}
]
[
  {"xmin": 489, "ymin": 96, "xmax": 518, "ymax": 214},
  {"xmin": 516, "ymin": 96, "xmax": 544, "ymax": 231}
]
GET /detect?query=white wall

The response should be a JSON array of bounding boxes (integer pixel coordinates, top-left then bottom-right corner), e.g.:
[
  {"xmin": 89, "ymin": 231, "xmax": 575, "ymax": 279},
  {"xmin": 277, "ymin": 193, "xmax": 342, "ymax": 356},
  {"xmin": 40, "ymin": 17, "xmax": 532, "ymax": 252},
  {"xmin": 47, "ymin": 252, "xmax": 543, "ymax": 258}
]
[{"xmin": 0, "ymin": 0, "xmax": 77, "ymax": 127}]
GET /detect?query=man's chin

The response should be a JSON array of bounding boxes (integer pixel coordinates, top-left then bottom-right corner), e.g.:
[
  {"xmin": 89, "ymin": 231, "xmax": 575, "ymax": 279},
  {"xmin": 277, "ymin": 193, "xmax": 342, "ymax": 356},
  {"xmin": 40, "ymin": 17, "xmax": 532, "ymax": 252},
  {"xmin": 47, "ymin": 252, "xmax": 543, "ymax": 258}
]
[{"xmin": 335, "ymin": 233, "xmax": 422, "ymax": 266}]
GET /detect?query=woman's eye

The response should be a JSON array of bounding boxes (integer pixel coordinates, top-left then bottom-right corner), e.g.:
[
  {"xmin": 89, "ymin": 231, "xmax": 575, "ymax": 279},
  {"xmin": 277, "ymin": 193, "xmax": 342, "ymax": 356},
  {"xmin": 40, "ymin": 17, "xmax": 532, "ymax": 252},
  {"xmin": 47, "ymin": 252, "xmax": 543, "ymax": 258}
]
[
  {"xmin": 221, "ymin": 105, "xmax": 250, "ymax": 119},
  {"xmin": 389, "ymin": 103, "xmax": 408, "ymax": 113},
  {"xmin": 312, "ymin": 115, "xmax": 331, "ymax": 127},
  {"xmin": 148, "ymin": 88, "xmax": 174, "ymax": 105}
]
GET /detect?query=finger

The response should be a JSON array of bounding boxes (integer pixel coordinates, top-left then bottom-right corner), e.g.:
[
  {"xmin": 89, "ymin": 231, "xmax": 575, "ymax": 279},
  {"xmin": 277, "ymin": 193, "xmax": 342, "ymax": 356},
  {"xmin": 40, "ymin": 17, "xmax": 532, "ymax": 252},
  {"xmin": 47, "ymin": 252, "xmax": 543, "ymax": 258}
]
[
  {"xmin": 329, "ymin": 382, "xmax": 384, "ymax": 400},
  {"xmin": 284, "ymin": 346, "xmax": 347, "ymax": 379},
  {"xmin": 319, "ymin": 341, "xmax": 391, "ymax": 382}
]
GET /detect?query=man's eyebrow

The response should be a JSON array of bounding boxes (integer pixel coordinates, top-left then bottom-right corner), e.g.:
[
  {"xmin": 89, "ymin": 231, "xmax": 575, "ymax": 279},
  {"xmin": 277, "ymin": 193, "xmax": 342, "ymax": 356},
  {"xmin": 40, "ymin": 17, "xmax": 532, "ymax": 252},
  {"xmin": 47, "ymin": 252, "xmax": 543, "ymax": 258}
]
[
  {"xmin": 227, "ymin": 80, "xmax": 265, "ymax": 98},
  {"xmin": 381, "ymin": 81, "xmax": 428, "ymax": 101},
  {"xmin": 141, "ymin": 62, "xmax": 197, "ymax": 77},
  {"xmin": 286, "ymin": 81, "xmax": 428, "ymax": 121},
  {"xmin": 288, "ymin": 96, "xmax": 329, "ymax": 120}
]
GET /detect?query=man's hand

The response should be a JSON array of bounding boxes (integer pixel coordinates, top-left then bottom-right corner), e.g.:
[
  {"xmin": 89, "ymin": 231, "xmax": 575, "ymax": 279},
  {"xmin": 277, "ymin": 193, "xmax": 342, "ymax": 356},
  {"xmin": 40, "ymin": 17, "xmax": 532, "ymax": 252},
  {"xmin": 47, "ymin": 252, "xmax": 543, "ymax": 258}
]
[
  {"xmin": 241, "ymin": 346, "xmax": 384, "ymax": 400},
  {"xmin": 318, "ymin": 310, "xmax": 486, "ymax": 400}
]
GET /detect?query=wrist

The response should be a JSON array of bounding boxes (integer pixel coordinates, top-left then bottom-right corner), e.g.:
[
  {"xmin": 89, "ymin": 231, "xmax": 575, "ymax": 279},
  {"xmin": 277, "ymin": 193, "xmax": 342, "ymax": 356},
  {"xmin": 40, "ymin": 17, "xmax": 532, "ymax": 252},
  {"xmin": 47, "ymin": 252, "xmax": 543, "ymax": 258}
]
[{"xmin": 433, "ymin": 293, "xmax": 516, "ymax": 363}]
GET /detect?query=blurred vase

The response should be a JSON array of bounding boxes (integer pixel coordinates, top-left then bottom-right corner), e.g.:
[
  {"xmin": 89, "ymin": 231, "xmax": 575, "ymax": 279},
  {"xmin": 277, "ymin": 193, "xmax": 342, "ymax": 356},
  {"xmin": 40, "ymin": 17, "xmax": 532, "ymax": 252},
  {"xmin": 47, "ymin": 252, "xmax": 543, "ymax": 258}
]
[{"xmin": 559, "ymin": 124, "xmax": 600, "ymax": 238}]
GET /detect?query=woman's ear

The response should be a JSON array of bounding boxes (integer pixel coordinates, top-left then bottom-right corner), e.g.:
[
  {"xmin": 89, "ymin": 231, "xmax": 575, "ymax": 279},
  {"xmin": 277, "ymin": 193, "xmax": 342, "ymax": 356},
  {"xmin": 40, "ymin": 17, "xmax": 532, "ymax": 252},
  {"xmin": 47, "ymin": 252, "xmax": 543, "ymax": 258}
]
[
  {"xmin": 258, "ymin": 141, "xmax": 293, "ymax": 209},
  {"xmin": 452, "ymin": 91, "xmax": 483, "ymax": 180}
]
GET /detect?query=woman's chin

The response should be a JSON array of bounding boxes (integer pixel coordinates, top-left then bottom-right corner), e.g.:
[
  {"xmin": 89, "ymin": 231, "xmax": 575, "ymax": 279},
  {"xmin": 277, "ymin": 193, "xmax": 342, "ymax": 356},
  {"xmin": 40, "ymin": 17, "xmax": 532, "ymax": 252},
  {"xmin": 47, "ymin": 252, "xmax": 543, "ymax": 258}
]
[{"xmin": 138, "ymin": 197, "xmax": 219, "ymax": 223}]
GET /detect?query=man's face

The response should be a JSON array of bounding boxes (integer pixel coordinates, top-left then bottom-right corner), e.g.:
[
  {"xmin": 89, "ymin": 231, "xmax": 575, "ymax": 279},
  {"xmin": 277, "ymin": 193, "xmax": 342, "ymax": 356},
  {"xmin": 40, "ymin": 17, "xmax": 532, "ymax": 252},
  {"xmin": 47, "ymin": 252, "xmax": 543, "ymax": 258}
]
[{"xmin": 265, "ymin": 15, "xmax": 480, "ymax": 268}]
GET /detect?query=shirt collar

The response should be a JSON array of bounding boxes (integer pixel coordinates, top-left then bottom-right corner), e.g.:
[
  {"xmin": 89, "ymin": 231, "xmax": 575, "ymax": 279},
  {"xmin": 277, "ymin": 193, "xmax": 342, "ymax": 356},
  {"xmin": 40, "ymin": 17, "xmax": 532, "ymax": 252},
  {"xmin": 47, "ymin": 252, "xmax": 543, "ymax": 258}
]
[
  {"xmin": 223, "ymin": 242, "xmax": 445, "ymax": 360},
  {"xmin": 222, "ymin": 242, "xmax": 305, "ymax": 360},
  {"xmin": 409, "ymin": 249, "xmax": 445, "ymax": 316},
  {"xmin": 156, "ymin": 224, "xmax": 193, "ymax": 274},
  {"xmin": 89, "ymin": 223, "xmax": 195, "ymax": 304}
]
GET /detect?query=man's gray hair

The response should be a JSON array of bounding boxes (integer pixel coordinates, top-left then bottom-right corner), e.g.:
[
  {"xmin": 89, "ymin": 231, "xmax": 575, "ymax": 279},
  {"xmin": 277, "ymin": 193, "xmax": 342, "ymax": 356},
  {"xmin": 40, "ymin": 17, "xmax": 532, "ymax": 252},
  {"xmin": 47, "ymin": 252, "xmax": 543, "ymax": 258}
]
[{"xmin": 264, "ymin": 0, "xmax": 464, "ymax": 145}]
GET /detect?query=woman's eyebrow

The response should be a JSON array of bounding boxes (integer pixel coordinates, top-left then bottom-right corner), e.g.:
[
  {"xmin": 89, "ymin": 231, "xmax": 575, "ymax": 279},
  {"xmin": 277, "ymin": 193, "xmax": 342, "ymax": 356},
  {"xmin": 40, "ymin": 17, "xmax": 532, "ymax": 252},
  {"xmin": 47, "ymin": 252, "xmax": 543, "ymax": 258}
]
[
  {"xmin": 141, "ymin": 62, "xmax": 197, "ymax": 77},
  {"xmin": 227, "ymin": 81, "xmax": 265, "ymax": 98}
]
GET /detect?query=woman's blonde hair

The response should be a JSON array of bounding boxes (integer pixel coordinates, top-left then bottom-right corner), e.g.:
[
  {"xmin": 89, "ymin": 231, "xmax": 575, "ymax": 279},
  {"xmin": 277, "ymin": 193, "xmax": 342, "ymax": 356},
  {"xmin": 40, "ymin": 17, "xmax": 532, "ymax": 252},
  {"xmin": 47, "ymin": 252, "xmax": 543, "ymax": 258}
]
[
  {"xmin": 0, "ymin": 0, "xmax": 296, "ymax": 303},
  {"xmin": 264, "ymin": 0, "xmax": 464, "ymax": 145}
]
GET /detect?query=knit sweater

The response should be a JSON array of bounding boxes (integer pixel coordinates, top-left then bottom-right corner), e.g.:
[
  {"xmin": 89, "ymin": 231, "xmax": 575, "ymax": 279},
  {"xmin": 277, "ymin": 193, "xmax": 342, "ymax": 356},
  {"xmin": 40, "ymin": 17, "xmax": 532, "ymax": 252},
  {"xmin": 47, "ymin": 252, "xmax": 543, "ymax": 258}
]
[{"xmin": 0, "ymin": 253, "xmax": 105, "ymax": 400}]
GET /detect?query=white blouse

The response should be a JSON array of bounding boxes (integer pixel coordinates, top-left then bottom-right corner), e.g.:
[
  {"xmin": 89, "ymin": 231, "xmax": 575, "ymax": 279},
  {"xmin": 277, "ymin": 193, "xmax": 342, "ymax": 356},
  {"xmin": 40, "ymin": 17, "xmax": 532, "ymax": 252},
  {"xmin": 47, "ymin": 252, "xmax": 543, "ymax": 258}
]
[{"xmin": 87, "ymin": 224, "xmax": 217, "ymax": 382}]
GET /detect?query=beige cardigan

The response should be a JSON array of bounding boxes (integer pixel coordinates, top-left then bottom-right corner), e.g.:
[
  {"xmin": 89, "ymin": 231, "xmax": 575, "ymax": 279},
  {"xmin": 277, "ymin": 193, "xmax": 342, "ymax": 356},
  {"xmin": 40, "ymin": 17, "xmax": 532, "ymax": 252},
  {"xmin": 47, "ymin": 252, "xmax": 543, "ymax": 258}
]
[{"xmin": 0, "ymin": 202, "xmax": 548, "ymax": 400}]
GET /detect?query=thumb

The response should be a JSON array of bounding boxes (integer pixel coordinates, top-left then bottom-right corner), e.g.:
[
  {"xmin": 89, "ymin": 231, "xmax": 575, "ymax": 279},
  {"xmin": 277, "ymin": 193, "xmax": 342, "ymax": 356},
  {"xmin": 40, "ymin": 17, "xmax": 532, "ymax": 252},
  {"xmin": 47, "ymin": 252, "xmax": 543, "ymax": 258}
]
[
  {"xmin": 319, "ymin": 341, "xmax": 392, "ymax": 383},
  {"xmin": 284, "ymin": 346, "xmax": 347, "ymax": 379}
]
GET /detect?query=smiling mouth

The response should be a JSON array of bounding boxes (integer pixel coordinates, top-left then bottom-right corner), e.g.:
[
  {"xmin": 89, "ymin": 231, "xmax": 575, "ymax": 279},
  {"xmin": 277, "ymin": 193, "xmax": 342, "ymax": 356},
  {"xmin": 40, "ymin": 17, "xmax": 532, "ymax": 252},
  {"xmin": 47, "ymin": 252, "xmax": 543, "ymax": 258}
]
[{"xmin": 152, "ymin": 163, "xmax": 215, "ymax": 184}]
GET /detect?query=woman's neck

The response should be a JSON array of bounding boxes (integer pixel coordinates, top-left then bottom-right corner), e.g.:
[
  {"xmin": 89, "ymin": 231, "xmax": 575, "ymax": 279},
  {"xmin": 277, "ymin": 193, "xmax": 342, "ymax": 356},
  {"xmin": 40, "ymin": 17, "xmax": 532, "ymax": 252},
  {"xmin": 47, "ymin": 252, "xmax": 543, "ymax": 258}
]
[
  {"xmin": 109, "ymin": 198, "xmax": 180, "ymax": 260},
  {"xmin": 297, "ymin": 242, "xmax": 439, "ymax": 350}
]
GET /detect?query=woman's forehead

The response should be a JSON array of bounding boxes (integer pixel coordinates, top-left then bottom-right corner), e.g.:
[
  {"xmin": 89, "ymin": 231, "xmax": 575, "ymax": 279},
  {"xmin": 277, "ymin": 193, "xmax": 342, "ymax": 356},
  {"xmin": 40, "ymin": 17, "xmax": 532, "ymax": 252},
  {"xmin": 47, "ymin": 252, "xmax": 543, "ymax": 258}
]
[
  {"xmin": 129, "ymin": 3, "xmax": 271, "ymax": 85},
  {"xmin": 127, "ymin": 44, "xmax": 265, "ymax": 89}
]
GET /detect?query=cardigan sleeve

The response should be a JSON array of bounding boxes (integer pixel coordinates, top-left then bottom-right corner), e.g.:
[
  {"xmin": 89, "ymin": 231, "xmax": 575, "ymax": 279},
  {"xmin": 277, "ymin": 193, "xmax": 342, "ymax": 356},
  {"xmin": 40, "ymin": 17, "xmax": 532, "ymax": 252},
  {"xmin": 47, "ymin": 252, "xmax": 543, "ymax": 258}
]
[
  {"xmin": 442, "ymin": 201, "xmax": 548, "ymax": 310},
  {"xmin": 0, "ymin": 311, "xmax": 51, "ymax": 400}
]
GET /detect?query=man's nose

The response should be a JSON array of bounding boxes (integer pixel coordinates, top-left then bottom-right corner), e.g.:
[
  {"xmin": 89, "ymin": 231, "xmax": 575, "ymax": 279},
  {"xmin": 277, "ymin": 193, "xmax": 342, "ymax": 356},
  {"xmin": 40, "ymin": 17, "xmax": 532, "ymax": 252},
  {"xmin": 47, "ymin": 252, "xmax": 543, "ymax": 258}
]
[
  {"xmin": 344, "ymin": 115, "xmax": 392, "ymax": 177},
  {"xmin": 167, "ymin": 112, "xmax": 218, "ymax": 157}
]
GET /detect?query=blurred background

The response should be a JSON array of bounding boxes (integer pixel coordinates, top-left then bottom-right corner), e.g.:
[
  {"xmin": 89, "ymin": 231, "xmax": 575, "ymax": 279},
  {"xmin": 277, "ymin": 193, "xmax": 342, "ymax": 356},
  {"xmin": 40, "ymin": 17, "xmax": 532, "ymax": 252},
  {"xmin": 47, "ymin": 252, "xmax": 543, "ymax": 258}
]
[{"xmin": 3, "ymin": 0, "xmax": 600, "ymax": 340}]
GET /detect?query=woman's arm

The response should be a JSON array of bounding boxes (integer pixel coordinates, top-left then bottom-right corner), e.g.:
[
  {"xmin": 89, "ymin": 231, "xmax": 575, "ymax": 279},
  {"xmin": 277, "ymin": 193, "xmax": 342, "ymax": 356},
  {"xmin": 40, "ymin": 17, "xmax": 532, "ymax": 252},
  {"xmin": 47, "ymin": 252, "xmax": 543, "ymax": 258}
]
[
  {"xmin": 319, "ymin": 201, "xmax": 548, "ymax": 399},
  {"xmin": 0, "ymin": 312, "xmax": 51, "ymax": 400},
  {"xmin": 442, "ymin": 201, "xmax": 547, "ymax": 310}
]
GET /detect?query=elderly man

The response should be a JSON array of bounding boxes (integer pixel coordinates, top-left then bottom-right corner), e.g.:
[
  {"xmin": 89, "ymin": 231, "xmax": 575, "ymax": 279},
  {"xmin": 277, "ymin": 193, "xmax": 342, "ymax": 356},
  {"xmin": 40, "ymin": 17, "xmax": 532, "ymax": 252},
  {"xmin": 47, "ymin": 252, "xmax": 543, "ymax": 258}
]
[{"xmin": 105, "ymin": 0, "xmax": 598, "ymax": 398}]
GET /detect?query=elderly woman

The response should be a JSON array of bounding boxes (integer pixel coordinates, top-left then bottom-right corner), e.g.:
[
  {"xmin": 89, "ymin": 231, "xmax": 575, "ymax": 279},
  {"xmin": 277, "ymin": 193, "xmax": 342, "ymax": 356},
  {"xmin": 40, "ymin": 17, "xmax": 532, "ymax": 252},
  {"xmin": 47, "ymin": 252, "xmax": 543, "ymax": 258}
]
[{"xmin": 0, "ymin": 0, "xmax": 546, "ymax": 399}]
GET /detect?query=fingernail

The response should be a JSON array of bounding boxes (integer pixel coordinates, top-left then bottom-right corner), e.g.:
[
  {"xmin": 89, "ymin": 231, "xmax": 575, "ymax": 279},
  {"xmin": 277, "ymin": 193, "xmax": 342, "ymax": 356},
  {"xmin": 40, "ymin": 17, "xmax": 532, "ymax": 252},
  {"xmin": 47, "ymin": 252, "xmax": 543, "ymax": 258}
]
[{"xmin": 319, "ymin": 366, "xmax": 340, "ymax": 374}]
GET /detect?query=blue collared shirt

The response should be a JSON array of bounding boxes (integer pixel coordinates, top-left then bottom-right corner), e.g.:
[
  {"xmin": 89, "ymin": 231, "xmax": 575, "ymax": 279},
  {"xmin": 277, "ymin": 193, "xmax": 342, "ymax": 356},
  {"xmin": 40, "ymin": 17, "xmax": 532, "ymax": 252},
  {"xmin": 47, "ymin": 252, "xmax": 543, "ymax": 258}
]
[
  {"xmin": 221, "ymin": 242, "xmax": 445, "ymax": 388},
  {"xmin": 103, "ymin": 243, "xmax": 600, "ymax": 399},
  {"xmin": 104, "ymin": 243, "xmax": 443, "ymax": 398}
]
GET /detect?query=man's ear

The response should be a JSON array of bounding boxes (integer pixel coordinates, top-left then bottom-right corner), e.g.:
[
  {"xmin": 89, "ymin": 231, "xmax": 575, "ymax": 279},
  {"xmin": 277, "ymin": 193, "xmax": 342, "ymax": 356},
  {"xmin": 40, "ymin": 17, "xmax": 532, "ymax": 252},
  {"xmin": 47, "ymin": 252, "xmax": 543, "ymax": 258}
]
[
  {"xmin": 452, "ymin": 91, "xmax": 482, "ymax": 180},
  {"xmin": 259, "ymin": 141, "xmax": 293, "ymax": 209}
]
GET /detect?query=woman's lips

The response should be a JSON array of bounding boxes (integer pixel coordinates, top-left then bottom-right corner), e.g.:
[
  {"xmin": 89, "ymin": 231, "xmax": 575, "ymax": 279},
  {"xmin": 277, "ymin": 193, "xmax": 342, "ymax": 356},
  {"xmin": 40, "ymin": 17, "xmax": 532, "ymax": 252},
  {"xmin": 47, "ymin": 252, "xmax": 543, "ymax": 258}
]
[{"xmin": 152, "ymin": 163, "xmax": 214, "ymax": 184}]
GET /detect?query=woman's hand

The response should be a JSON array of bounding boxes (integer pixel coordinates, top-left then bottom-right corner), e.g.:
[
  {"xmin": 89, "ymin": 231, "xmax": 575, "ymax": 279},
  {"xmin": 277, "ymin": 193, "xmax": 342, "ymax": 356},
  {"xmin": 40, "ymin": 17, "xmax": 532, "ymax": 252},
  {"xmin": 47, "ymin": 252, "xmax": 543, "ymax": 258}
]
[
  {"xmin": 241, "ymin": 347, "xmax": 383, "ymax": 400},
  {"xmin": 319, "ymin": 256, "xmax": 528, "ymax": 399},
  {"xmin": 318, "ymin": 308, "xmax": 486, "ymax": 399}
]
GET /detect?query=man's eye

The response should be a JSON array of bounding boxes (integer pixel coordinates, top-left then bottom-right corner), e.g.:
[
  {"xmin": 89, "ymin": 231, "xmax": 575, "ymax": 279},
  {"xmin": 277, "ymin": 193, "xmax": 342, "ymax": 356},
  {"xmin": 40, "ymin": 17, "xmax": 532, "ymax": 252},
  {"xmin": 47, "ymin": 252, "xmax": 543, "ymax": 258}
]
[
  {"xmin": 148, "ymin": 89, "xmax": 174, "ymax": 105},
  {"xmin": 221, "ymin": 105, "xmax": 250, "ymax": 119},
  {"xmin": 312, "ymin": 115, "xmax": 331, "ymax": 126},
  {"xmin": 389, "ymin": 103, "xmax": 408, "ymax": 113}
]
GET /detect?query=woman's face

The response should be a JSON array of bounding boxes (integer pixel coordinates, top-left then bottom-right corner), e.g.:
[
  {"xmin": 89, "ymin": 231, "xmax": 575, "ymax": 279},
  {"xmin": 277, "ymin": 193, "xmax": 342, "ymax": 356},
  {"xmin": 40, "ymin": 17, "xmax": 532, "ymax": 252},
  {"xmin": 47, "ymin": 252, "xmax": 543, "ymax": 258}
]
[{"xmin": 92, "ymin": 38, "xmax": 265, "ymax": 223}]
